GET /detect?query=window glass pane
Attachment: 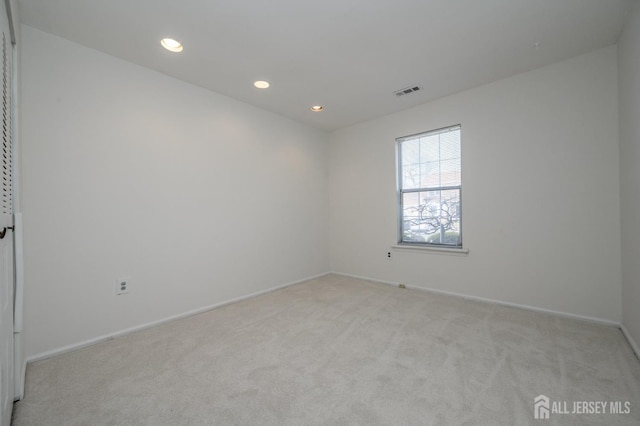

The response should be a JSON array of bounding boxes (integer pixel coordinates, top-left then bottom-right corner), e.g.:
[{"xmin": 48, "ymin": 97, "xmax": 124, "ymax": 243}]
[
  {"xmin": 421, "ymin": 161, "xmax": 441, "ymax": 188},
  {"xmin": 439, "ymin": 159, "xmax": 461, "ymax": 186},
  {"xmin": 402, "ymin": 163, "xmax": 421, "ymax": 189},
  {"xmin": 420, "ymin": 135, "xmax": 440, "ymax": 164},
  {"xmin": 402, "ymin": 139, "xmax": 420, "ymax": 166},
  {"xmin": 439, "ymin": 129, "xmax": 461, "ymax": 160},
  {"xmin": 402, "ymin": 128, "xmax": 461, "ymax": 190},
  {"xmin": 402, "ymin": 189, "xmax": 461, "ymax": 245}
]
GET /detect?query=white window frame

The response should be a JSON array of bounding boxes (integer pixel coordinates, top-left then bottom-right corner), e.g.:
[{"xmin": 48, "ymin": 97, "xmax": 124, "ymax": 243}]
[{"xmin": 396, "ymin": 125, "xmax": 463, "ymax": 248}]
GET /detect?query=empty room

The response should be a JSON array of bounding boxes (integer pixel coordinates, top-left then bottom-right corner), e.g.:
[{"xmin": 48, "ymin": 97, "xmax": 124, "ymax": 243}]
[{"xmin": 1, "ymin": 0, "xmax": 639, "ymax": 424}]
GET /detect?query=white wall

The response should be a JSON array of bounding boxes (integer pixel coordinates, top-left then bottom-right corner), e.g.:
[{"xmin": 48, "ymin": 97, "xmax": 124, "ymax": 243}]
[
  {"xmin": 329, "ymin": 46, "xmax": 622, "ymax": 323},
  {"xmin": 21, "ymin": 21, "xmax": 630, "ymax": 359},
  {"xmin": 619, "ymin": 2, "xmax": 640, "ymax": 351},
  {"xmin": 21, "ymin": 26, "xmax": 329, "ymax": 358}
]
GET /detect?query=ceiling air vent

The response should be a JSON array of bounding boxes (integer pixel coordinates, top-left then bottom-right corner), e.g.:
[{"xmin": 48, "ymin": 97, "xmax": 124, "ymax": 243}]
[{"xmin": 394, "ymin": 86, "xmax": 421, "ymax": 97}]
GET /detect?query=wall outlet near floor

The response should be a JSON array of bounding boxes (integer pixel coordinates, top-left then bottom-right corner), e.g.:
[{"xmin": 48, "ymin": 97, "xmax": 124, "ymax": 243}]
[{"xmin": 116, "ymin": 277, "xmax": 130, "ymax": 295}]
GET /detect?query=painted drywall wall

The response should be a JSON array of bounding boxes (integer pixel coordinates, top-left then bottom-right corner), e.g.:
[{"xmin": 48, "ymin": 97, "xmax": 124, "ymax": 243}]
[
  {"xmin": 21, "ymin": 26, "xmax": 329, "ymax": 358},
  {"xmin": 619, "ymin": 2, "xmax": 640, "ymax": 351},
  {"xmin": 329, "ymin": 46, "xmax": 621, "ymax": 323}
]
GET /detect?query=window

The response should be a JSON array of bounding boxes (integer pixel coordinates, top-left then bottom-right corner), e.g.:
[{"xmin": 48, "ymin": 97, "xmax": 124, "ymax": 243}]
[{"xmin": 397, "ymin": 125, "xmax": 462, "ymax": 247}]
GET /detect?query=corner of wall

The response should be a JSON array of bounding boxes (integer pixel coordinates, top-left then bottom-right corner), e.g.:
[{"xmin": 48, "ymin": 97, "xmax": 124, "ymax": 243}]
[{"xmin": 618, "ymin": 0, "xmax": 640, "ymax": 353}]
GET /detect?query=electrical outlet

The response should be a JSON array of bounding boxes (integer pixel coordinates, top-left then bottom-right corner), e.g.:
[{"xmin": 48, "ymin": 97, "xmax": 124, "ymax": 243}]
[
  {"xmin": 387, "ymin": 251, "xmax": 392, "ymax": 260},
  {"xmin": 116, "ymin": 277, "xmax": 130, "ymax": 295}
]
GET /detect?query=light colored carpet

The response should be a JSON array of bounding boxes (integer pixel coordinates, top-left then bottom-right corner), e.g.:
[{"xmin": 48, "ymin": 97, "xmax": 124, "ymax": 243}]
[{"xmin": 11, "ymin": 274, "xmax": 640, "ymax": 425}]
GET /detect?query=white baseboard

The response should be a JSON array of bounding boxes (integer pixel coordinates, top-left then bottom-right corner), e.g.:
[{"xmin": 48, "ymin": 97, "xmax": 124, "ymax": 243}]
[
  {"xmin": 621, "ymin": 323, "xmax": 640, "ymax": 360},
  {"xmin": 28, "ymin": 272, "xmax": 331, "ymax": 363},
  {"xmin": 331, "ymin": 271, "xmax": 620, "ymax": 328},
  {"xmin": 28, "ymin": 271, "xmax": 632, "ymax": 363},
  {"xmin": 330, "ymin": 271, "xmax": 398, "ymax": 287}
]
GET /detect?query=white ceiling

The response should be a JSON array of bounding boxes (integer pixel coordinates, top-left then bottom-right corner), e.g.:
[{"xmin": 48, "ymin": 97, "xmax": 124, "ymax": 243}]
[{"xmin": 18, "ymin": 0, "xmax": 635, "ymax": 131}]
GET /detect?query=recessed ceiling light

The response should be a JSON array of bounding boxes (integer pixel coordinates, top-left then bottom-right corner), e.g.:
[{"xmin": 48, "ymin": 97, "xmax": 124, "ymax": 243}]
[
  {"xmin": 254, "ymin": 80, "xmax": 270, "ymax": 89},
  {"xmin": 310, "ymin": 105, "xmax": 323, "ymax": 112},
  {"xmin": 161, "ymin": 38, "xmax": 183, "ymax": 53}
]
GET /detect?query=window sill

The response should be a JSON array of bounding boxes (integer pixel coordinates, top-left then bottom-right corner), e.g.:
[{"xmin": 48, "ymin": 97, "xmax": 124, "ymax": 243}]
[{"xmin": 391, "ymin": 244, "xmax": 469, "ymax": 255}]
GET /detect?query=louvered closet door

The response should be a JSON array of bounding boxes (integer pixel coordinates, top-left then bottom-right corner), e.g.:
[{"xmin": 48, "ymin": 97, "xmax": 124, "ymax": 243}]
[{"xmin": 0, "ymin": 0, "xmax": 13, "ymax": 422}]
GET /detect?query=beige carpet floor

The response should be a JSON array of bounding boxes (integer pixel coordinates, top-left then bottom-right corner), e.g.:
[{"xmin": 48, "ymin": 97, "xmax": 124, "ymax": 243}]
[{"xmin": 11, "ymin": 274, "xmax": 640, "ymax": 425}]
